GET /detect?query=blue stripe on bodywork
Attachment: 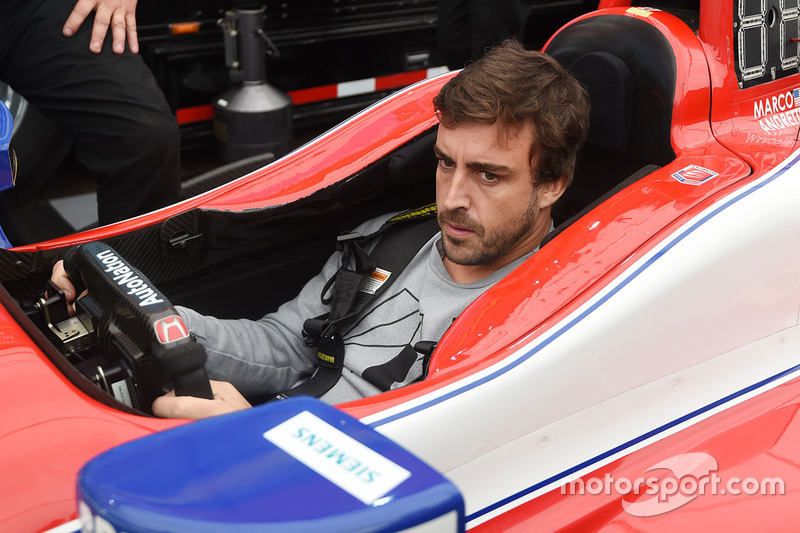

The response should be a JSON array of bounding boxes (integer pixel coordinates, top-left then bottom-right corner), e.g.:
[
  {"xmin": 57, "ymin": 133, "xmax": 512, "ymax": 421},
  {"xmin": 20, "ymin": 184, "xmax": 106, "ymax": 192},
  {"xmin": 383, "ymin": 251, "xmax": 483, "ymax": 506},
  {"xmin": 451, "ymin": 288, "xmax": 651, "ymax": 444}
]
[
  {"xmin": 366, "ymin": 149, "xmax": 800, "ymax": 523},
  {"xmin": 469, "ymin": 360, "xmax": 800, "ymax": 522}
]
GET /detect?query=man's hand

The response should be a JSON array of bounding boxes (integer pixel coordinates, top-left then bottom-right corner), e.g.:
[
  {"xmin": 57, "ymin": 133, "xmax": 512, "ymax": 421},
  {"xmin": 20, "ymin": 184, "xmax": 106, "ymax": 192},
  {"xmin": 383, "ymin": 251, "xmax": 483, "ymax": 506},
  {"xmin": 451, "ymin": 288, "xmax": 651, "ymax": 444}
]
[
  {"xmin": 62, "ymin": 0, "xmax": 139, "ymax": 55},
  {"xmin": 51, "ymin": 260, "xmax": 79, "ymax": 315},
  {"xmin": 152, "ymin": 380, "xmax": 253, "ymax": 419}
]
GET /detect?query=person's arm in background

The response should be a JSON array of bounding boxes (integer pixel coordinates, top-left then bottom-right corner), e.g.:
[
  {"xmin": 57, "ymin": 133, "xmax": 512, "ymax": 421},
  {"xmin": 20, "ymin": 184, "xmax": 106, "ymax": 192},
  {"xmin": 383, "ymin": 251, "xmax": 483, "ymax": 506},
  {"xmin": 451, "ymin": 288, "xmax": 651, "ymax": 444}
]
[{"xmin": 62, "ymin": 0, "xmax": 139, "ymax": 54}]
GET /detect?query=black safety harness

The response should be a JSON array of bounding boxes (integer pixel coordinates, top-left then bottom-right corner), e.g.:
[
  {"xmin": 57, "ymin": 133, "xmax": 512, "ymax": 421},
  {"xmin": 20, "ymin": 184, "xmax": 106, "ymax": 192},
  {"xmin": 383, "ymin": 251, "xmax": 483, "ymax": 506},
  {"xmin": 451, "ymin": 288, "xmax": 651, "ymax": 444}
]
[{"xmin": 276, "ymin": 204, "xmax": 440, "ymax": 399}]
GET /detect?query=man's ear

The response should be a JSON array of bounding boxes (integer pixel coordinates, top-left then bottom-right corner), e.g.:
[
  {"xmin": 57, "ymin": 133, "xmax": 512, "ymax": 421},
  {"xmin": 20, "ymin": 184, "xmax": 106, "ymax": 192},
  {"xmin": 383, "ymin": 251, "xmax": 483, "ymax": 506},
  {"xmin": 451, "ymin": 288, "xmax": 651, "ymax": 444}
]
[{"xmin": 538, "ymin": 177, "xmax": 569, "ymax": 209}]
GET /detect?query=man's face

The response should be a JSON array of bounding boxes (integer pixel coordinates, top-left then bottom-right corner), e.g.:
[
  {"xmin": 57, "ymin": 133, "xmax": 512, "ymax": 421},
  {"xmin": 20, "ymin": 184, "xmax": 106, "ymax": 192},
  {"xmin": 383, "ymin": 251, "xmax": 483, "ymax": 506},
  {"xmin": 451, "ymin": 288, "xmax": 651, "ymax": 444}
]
[{"xmin": 434, "ymin": 121, "xmax": 564, "ymax": 273}]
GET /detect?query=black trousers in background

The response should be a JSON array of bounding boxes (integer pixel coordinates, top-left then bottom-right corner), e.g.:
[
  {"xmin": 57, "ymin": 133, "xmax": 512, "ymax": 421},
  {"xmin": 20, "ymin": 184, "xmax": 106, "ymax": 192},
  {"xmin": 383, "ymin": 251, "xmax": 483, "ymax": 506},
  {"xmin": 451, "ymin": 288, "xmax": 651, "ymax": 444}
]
[
  {"xmin": 0, "ymin": 0, "xmax": 180, "ymax": 225},
  {"xmin": 437, "ymin": 0, "xmax": 523, "ymax": 70}
]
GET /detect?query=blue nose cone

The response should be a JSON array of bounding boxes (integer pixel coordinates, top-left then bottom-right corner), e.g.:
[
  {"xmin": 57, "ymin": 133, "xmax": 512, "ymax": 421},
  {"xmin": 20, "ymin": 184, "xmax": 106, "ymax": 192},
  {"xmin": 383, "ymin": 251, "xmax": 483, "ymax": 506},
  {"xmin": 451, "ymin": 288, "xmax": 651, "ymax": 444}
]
[{"xmin": 77, "ymin": 396, "xmax": 465, "ymax": 532}]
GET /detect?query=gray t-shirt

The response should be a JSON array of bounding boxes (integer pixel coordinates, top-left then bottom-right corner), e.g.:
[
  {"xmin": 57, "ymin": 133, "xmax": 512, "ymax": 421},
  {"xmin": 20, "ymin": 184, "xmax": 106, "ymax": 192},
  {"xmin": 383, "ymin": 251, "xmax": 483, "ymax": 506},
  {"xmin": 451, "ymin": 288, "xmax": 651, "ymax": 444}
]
[{"xmin": 178, "ymin": 214, "xmax": 534, "ymax": 404}]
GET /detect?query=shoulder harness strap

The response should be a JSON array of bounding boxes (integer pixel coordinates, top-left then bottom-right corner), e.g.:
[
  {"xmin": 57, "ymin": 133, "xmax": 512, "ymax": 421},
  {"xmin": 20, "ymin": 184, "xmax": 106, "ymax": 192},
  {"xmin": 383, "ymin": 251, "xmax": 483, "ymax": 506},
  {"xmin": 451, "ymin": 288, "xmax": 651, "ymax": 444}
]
[{"xmin": 276, "ymin": 204, "xmax": 439, "ymax": 400}]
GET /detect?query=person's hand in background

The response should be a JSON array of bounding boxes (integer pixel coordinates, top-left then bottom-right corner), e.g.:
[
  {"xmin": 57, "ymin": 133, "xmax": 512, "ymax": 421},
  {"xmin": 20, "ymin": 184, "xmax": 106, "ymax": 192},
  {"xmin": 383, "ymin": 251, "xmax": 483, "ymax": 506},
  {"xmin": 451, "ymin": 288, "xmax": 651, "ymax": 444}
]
[{"xmin": 62, "ymin": 0, "xmax": 139, "ymax": 54}]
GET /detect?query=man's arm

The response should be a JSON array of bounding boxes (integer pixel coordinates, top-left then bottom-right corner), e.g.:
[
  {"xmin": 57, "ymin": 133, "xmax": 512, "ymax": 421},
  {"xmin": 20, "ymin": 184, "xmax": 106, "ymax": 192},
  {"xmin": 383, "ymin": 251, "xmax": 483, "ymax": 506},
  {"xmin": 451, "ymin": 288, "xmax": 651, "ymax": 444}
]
[{"xmin": 62, "ymin": 0, "xmax": 139, "ymax": 54}]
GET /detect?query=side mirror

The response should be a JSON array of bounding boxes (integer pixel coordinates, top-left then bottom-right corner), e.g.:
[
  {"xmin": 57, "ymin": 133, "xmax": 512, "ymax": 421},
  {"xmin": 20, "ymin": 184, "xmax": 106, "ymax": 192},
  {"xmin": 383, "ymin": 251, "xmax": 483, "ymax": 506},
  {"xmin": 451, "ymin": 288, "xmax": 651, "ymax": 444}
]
[
  {"xmin": 0, "ymin": 101, "xmax": 16, "ymax": 249},
  {"xmin": 0, "ymin": 100, "xmax": 15, "ymax": 193}
]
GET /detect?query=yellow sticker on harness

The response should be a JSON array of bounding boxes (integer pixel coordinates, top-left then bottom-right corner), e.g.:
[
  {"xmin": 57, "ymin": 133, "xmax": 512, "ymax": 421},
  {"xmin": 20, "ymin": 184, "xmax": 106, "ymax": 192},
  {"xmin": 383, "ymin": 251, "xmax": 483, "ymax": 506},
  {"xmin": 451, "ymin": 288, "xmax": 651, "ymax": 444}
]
[{"xmin": 387, "ymin": 203, "xmax": 437, "ymax": 223}]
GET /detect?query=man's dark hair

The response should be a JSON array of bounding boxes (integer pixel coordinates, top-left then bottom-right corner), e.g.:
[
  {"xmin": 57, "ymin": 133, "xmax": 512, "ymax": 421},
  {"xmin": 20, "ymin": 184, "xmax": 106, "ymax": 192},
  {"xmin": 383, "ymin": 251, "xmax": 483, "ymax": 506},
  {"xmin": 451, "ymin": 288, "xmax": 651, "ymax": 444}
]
[{"xmin": 433, "ymin": 39, "xmax": 590, "ymax": 187}]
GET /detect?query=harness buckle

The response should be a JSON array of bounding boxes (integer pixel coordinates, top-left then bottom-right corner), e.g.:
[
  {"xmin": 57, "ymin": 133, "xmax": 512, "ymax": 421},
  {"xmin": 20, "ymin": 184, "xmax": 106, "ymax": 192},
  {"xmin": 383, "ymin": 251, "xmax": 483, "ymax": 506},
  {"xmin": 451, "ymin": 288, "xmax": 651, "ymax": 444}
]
[
  {"xmin": 336, "ymin": 232, "xmax": 363, "ymax": 243},
  {"xmin": 302, "ymin": 318, "xmax": 324, "ymax": 347},
  {"xmin": 302, "ymin": 317, "xmax": 338, "ymax": 347}
]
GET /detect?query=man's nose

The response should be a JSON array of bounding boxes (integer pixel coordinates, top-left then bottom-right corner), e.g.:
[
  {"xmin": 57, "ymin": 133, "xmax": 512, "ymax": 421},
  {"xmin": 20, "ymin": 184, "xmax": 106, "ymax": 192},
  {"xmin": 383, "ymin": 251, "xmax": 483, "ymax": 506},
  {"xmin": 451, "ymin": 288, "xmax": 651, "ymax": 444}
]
[{"xmin": 441, "ymin": 170, "xmax": 472, "ymax": 211}]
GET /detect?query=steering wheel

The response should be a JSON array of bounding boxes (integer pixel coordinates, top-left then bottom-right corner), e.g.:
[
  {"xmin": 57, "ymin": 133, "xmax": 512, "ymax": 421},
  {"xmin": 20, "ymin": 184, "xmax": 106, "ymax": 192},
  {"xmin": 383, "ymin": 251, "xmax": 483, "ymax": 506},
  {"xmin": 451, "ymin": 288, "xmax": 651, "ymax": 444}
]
[{"xmin": 64, "ymin": 241, "xmax": 213, "ymax": 412}]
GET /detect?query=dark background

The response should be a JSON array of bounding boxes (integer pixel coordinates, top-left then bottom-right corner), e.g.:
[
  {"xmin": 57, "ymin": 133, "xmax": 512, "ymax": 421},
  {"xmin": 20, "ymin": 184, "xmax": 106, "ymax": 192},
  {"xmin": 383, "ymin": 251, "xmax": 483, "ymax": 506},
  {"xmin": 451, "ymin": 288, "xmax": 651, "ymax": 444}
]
[{"xmin": 2, "ymin": 0, "xmax": 594, "ymax": 245}]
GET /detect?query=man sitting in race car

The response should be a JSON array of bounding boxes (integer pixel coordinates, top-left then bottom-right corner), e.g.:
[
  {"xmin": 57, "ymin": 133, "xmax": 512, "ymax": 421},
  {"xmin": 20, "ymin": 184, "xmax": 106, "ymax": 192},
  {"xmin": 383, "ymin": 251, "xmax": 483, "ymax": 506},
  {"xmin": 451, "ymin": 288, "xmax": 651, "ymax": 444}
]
[{"xmin": 53, "ymin": 39, "xmax": 591, "ymax": 419}]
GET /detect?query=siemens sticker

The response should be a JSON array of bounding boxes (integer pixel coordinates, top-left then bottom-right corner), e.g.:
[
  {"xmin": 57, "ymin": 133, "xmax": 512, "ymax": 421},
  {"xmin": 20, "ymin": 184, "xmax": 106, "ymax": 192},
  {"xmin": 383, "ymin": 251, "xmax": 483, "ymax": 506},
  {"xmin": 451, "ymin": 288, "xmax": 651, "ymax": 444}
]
[
  {"xmin": 264, "ymin": 411, "xmax": 411, "ymax": 504},
  {"xmin": 754, "ymin": 89, "xmax": 800, "ymax": 132}
]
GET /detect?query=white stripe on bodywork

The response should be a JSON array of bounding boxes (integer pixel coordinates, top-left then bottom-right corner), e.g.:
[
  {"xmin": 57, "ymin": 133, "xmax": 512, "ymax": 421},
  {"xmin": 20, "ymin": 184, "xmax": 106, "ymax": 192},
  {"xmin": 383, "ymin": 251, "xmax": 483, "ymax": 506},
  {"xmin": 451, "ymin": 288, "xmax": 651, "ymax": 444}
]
[
  {"xmin": 362, "ymin": 147, "xmax": 800, "ymax": 526},
  {"xmin": 43, "ymin": 519, "xmax": 81, "ymax": 533}
]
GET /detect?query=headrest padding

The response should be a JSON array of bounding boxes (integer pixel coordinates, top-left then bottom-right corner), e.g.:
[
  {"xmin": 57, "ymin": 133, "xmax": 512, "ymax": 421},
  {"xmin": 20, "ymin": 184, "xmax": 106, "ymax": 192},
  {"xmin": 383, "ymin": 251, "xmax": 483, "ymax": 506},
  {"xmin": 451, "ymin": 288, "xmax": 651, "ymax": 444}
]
[{"xmin": 569, "ymin": 52, "xmax": 634, "ymax": 152}]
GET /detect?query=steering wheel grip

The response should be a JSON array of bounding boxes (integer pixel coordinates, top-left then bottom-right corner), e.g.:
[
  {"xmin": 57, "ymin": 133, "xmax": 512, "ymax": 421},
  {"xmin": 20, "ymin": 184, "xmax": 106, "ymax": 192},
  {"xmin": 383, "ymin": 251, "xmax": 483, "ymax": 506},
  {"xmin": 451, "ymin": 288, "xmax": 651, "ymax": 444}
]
[{"xmin": 64, "ymin": 242, "xmax": 214, "ymax": 402}]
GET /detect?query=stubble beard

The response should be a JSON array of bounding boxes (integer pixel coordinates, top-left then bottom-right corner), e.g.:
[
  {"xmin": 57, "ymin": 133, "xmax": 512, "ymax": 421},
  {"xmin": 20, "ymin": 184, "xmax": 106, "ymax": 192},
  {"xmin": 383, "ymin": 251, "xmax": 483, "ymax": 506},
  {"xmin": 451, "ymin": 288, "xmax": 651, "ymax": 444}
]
[{"xmin": 438, "ymin": 193, "xmax": 539, "ymax": 266}]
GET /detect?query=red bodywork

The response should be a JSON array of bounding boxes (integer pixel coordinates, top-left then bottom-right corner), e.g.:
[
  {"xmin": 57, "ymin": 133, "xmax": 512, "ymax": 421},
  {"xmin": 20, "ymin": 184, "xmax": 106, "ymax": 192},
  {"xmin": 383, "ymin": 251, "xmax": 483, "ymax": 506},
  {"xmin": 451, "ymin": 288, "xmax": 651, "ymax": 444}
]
[{"xmin": 3, "ymin": 0, "xmax": 800, "ymax": 530}]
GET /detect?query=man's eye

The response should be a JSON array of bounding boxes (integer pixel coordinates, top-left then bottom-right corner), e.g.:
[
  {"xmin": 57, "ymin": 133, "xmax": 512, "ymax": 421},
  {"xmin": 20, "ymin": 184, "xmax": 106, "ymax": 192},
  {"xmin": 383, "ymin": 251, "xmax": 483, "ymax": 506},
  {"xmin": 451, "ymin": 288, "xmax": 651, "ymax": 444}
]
[
  {"xmin": 480, "ymin": 171, "xmax": 499, "ymax": 183},
  {"xmin": 438, "ymin": 158, "xmax": 455, "ymax": 169}
]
